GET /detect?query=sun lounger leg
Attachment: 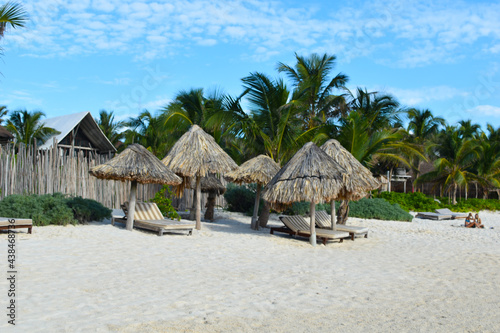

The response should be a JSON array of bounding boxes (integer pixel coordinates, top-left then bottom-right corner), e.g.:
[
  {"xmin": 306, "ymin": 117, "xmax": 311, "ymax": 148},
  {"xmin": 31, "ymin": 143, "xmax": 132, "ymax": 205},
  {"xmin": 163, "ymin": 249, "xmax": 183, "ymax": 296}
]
[
  {"xmin": 350, "ymin": 233, "xmax": 354, "ymax": 241},
  {"xmin": 339, "ymin": 238, "xmax": 343, "ymax": 243},
  {"xmin": 28, "ymin": 226, "xmax": 32, "ymax": 234},
  {"xmin": 364, "ymin": 233, "xmax": 368, "ymax": 238}
]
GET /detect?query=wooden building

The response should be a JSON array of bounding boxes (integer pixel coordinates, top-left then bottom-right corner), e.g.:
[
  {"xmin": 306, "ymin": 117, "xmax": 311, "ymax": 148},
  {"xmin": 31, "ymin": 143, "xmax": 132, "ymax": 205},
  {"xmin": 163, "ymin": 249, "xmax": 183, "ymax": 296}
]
[
  {"xmin": 0, "ymin": 125, "xmax": 14, "ymax": 145},
  {"xmin": 39, "ymin": 111, "xmax": 116, "ymax": 155}
]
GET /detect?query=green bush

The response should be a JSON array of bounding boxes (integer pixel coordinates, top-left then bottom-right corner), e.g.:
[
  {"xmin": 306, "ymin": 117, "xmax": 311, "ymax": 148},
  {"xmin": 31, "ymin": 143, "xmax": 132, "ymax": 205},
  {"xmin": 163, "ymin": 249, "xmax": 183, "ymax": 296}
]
[
  {"xmin": 149, "ymin": 185, "xmax": 180, "ymax": 220},
  {"xmin": 65, "ymin": 196, "xmax": 111, "ymax": 224},
  {"xmin": 0, "ymin": 193, "xmax": 76, "ymax": 226},
  {"xmin": 284, "ymin": 198, "xmax": 413, "ymax": 222},
  {"xmin": 0, "ymin": 193, "xmax": 114, "ymax": 226},
  {"xmin": 283, "ymin": 202, "xmax": 330, "ymax": 216},
  {"xmin": 375, "ymin": 192, "xmax": 440, "ymax": 212},
  {"xmin": 452, "ymin": 198, "xmax": 500, "ymax": 212},
  {"xmin": 374, "ymin": 192, "xmax": 500, "ymax": 213},
  {"xmin": 224, "ymin": 183, "xmax": 262, "ymax": 216}
]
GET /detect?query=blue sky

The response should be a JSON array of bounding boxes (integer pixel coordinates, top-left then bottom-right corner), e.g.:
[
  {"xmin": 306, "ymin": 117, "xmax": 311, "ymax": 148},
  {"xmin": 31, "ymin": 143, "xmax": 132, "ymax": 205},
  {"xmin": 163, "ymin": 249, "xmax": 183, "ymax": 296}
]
[{"xmin": 1, "ymin": 0, "xmax": 500, "ymax": 130}]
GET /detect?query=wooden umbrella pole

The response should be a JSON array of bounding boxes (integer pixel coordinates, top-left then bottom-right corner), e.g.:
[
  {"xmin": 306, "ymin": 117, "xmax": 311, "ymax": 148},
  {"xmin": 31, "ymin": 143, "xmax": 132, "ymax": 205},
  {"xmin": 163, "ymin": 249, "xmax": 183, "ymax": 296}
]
[
  {"xmin": 195, "ymin": 175, "xmax": 201, "ymax": 230},
  {"xmin": 126, "ymin": 180, "xmax": 138, "ymax": 231},
  {"xmin": 251, "ymin": 183, "xmax": 261, "ymax": 230},
  {"xmin": 310, "ymin": 201, "xmax": 317, "ymax": 246},
  {"xmin": 330, "ymin": 200, "xmax": 337, "ymax": 231}
]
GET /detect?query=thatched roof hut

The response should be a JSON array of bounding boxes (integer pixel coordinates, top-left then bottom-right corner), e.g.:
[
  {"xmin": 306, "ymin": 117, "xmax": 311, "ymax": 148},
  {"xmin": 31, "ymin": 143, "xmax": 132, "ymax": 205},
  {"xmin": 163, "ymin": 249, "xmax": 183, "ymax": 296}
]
[
  {"xmin": 90, "ymin": 144, "xmax": 182, "ymax": 231},
  {"xmin": 263, "ymin": 142, "xmax": 347, "ymax": 208},
  {"xmin": 162, "ymin": 125, "xmax": 237, "ymax": 229},
  {"xmin": 90, "ymin": 144, "xmax": 181, "ymax": 185},
  {"xmin": 262, "ymin": 142, "xmax": 348, "ymax": 246},
  {"xmin": 187, "ymin": 174, "xmax": 226, "ymax": 195},
  {"xmin": 225, "ymin": 155, "xmax": 280, "ymax": 230},
  {"xmin": 225, "ymin": 155, "xmax": 280, "ymax": 185},
  {"xmin": 0, "ymin": 125, "xmax": 13, "ymax": 145},
  {"xmin": 320, "ymin": 139, "xmax": 379, "ymax": 200},
  {"xmin": 162, "ymin": 125, "xmax": 237, "ymax": 179}
]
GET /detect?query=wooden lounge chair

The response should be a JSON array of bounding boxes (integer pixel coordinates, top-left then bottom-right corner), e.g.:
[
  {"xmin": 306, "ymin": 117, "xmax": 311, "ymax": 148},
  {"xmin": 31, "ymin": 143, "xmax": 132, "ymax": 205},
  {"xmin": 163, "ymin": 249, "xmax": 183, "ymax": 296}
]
[
  {"xmin": 271, "ymin": 215, "xmax": 351, "ymax": 244},
  {"xmin": 415, "ymin": 212, "xmax": 452, "ymax": 220},
  {"xmin": 434, "ymin": 208, "xmax": 467, "ymax": 219},
  {"xmin": 118, "ymin": 202, "xmax": 195, "ymax": 236},
  {"xmin": 0, "ymin": 217, "xmax": 33, "ymax": 234},
  {"xmin": 315, "ymin": 210, "xmax": 369, "ymax": 239}
]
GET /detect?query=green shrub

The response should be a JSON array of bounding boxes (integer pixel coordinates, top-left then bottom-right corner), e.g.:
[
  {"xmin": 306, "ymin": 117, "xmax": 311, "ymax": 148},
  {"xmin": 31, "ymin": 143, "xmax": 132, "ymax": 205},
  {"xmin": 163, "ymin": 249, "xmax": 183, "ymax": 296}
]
[
  {"xmin": 283, "ymin": 202, "xmax": 330, "ymax": 216},
  {"xmin": 284, "ymin": 198, "xmax": 413, "ymax": 222},
  {"xmin": 149, "ymin": 185, "xmax": 180, "ymax": 220},
  {"xmin": 224, "ymin": 183, "xmax": 262, "ymax": 216},
  {"xmin": 375, "ymin": 191, "xmax": 440, "ymax": 212},
  {"xmin": 0, "ymin": 193, "xmax": 76, "ymax": 226},
  {"xmin": 452, "ymin": 198, "xmax": 500, "ymax": 212},
  {"xmin": 65, "ymin": 196, "xmax": 112, "ymax": 224},
  {"xmin": 374, "ymin": 192, "xmax": 500, "ymax": 213}
]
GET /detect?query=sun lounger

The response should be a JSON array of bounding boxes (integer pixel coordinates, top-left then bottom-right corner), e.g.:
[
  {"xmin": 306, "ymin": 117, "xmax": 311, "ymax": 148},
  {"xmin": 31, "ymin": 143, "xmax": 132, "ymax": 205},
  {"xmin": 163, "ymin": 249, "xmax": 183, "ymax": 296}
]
[
  {"xmin": 315, "ymin": 210, "xmax": 369, "ymax": 239},
  {"xmin": 111, "ymin": 209, "xmax": 126, "ymax": 225},
  {"xmin": 0, "ymin": 217, "xmax": 33, "ymax": 234},
  {"xmin": 434, "ymin": 208, "xmax": 467, "ymax": 219},
  {"xmin": 271, "ymin": 215, "xmax": 351, "ymax": 244},
  {"xmin": 415, "ymin": 212, "xmax": 452, "ymax": 220},
  {"xmin": 121, "ymin": 202, "xmax": 195, "ymax": 236}
]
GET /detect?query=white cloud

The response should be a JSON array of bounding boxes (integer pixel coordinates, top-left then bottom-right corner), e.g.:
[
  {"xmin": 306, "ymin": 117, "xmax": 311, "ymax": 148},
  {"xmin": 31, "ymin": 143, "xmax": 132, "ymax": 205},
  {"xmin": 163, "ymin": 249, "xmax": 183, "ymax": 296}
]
[
  {"xmin": 469, "ymin": 105, "xmax": 500, "ymax": 116},
  {"xmin": 372, "ymin": 85, "xmax": 466, "ymax": 106},
  {"xmin": 7, "ymin": 0, "xmax": 500, "ymax": 66}
]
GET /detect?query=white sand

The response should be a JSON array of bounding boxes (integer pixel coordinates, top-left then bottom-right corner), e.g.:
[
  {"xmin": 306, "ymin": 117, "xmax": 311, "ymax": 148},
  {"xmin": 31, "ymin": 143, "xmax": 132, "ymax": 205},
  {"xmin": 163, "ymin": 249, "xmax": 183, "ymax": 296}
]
[{"xmin": 1, "ymin": 210, "xmax": 499, "ymax": 332}]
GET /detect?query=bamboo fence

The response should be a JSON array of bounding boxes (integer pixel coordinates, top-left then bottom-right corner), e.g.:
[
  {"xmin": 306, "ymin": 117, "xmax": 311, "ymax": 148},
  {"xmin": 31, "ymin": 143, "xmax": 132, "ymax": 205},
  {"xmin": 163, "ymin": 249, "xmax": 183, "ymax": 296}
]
[{"xmin": 0, "ymin": 143, "xmax": 227, "ymax": 210}]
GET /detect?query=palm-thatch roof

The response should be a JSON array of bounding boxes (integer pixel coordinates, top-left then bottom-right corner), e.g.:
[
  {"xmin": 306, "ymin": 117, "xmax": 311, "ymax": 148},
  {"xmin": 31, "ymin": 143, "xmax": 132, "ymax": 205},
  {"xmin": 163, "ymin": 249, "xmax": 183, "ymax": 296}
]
[
  {"xmin": 0, "ymin": 125, "xmax": 13, "ymax": 143},
  {"xmin": 90, "ymin": 144, "xmax": 181, "ymax": 185},
  {"xmin": 186, "ymin": 174, "xmax": 226, "ymax": 195},
  {"xmin": 225, "ymin": 155, "xmax": 280, "ymax": 185},
  {"xmin": 320, "ymin": 139, "xmax": 380, "ymax": 200},
  {"xmin": 262, "ymin": 142, "xmax": 348, "ymax": 210},
  {"xmin": 162, "ymin": 125, "xmax": 237, "ymax": 178}
]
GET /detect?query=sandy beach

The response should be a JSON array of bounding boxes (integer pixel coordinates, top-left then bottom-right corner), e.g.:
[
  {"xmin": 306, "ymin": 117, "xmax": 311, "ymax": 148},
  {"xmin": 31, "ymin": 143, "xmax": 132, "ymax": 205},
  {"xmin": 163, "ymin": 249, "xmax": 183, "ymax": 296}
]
[{"xmin": 1, "ymin": 210, "xmax": 499, "ymax": 332}]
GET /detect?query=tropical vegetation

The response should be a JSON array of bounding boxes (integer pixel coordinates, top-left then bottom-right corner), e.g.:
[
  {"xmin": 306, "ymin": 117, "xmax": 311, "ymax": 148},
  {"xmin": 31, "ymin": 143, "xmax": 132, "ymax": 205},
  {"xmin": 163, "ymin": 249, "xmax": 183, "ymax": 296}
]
[{"xmin": 2, "ymin": 52, "xmax": 499, "ymax": 213}]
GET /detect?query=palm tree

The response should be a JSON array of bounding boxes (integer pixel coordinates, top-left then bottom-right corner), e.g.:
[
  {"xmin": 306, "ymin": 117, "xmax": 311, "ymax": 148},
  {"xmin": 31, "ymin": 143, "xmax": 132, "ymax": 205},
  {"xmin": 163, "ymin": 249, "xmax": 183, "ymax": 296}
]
[
  {"xmin": 335, "ymin": 109, "xmax": 423, "ymax": 224},
  {"xmin": 124, "ymin": 110, "xmax": 169, "ymax": 158},
  {"xmin": 345, "ymin": 88, "xmax": 401, "ymax": 133},
  {"xmin": 0, "ymin": 2, "xmax": 27, "ymax": 38},
  {"xmin": 418, "ymin": 126, "xmax": 477, "ymax": 204},
  {"xmin": 472, "ymin": 130, "xmax": 500, "ymax": 199},
  {"xmin": 241, "ymin": 72, "xmax": 302, "ymax": 165},
  {"xmin": 277, "ymin": 53, "xmax": 348, "ymax": 130},
  {"xmin": 0, "ymin": 2, "xmax": 28, "ymax": 62},
  {"xmin": 458, "ymin": 119, "xmax": 480, "ymax": 139},
  {"xmin": 95, "ymin": 110, "xmax": 125, "ymax": 147},
  {"xmin": 406, "ymin": 108, "xmax": 445, "ymax": 143},
  {"xmin": 5, "ymin": 109, "xmax": 58, "ymax": 146},
  {"xmin": 404, "ymin": 108, "xmax": 445, "ymax": 188},
  {"xmin": 0, "ymin": 105, "xmax": 7, "ymax": 125},
  {"xmin": 162, "ymin": 88, "xmax": 226, "ymax": 143}
]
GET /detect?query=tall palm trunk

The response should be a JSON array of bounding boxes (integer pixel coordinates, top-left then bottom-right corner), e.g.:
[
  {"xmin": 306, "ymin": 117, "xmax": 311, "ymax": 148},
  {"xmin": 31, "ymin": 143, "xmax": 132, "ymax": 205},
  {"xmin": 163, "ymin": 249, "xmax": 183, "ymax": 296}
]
[
  {"xmin": 258, "ymin": 201, "xmax": 271, "ymax": 228},
  {"xmin": 452, "ymin": 183, "xmax": 457, "ymax": 205},
  {"xmin": 336, "ymin": 200, "xmax": 349, "ymax": 225},
  {"xmin": 204, "ymin": 191, "xmax": 216, "ymax": 221}
]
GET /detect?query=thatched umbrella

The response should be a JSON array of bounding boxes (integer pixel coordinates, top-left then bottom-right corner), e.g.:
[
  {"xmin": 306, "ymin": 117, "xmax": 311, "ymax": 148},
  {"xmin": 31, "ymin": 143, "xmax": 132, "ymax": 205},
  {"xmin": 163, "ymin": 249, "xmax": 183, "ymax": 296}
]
[
  {"xmin": 162, "ymin": 125, "xmax": 237, "ymax": 230},
  {"xmin": 186, "ymin": 174, "xmax": 226, "ymax": 221},
  {"xmin": 320, "ymin": 139, "xmax": 380, "ymax": 229},
  {"xmin": 90, "ymin": 144, "xmax": 182, "ymax": 231},
  {"xmin": 262, "ymin": 142, "xmax": 348, "ymax": 246},
  {"xmin": 225, "ymin": 155, "xmax": 280, "ymax": 230}
]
